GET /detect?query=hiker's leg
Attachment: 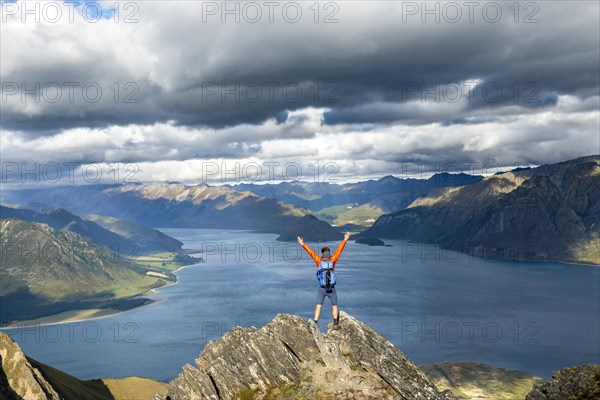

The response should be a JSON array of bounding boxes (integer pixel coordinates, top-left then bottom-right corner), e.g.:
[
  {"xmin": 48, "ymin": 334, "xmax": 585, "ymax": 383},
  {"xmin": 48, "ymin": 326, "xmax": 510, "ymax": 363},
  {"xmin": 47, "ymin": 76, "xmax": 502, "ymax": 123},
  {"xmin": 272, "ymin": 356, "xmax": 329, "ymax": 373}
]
[
  {"xmin": 314, "ymin": 287, "xmax": 326, "ymax": 321},
  {"xmin": 330, "ymin": 288, "xmax": 339, "ymax": 321},
  {"xmin": 314, "ymin": 304, "xmax": 322, "ymax": 321}
]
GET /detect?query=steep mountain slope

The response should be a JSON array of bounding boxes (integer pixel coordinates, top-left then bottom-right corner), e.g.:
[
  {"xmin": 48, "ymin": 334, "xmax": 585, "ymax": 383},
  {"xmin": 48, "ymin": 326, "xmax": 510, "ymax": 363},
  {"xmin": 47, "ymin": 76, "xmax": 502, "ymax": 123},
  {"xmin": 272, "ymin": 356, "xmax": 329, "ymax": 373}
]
[
  {"xmin": 0, "ymin": 332, "xmax": 61, "ymax": 400},
  {"xmin": 4, "ymin": 183, "xmax": 306, "ymax": 232},
  {"xmin": 0, "ymin": 205, "xmax": 184, "ymax": 254},
  {"xmin": 80, "ymin": 213, "xmax": 184, "ymax": 253},
  {"xmin": 0, "ymin": 219, "xmax": 163, "ymax": 323},
  {"xmin": 0, "ymin": 332, "xmax": 168, "ymax": 400},
  {"xmin": 362, "ymin": 156, "xmax": 600, "ymax": 264}
]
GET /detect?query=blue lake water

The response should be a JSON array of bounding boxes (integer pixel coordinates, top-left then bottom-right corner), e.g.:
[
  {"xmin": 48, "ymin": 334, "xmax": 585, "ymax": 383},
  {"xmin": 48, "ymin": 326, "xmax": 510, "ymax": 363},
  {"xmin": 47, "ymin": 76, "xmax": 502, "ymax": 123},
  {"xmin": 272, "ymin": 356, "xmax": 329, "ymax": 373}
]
[{"xmin": 2, "ymin": 228, "xmax": 599, "ymax": 382}]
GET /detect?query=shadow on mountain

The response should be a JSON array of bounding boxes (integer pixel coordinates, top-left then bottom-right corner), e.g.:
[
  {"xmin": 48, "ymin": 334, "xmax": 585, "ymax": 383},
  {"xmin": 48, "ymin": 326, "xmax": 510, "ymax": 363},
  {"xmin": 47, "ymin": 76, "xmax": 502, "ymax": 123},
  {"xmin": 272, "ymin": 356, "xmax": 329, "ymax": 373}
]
[
  {"xmin": 0, "ymin": 362, "xmax": 21, "ymax": 400},
  {"xmin": 27, "ymin": 357, "xmax": 114, "ymax": 400}
]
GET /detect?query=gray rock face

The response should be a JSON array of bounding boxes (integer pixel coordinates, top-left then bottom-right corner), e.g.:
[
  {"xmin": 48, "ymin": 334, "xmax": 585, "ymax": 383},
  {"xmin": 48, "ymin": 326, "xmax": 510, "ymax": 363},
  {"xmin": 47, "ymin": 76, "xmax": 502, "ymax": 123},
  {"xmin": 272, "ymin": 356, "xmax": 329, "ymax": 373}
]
[
  {"xmin": 525, "ymin": 364, "xmax": 600, "ymax": 400},
  {"xmin": 0, "ymin": 333, "xmax": 60, "ymax": 400},
  {"xmin": 165, "ymin": 311, "xmax": 456, "ymax": 400},
  {"xmin": 329, "ymin": 313, "xmax": 451, "ymax": 400}
]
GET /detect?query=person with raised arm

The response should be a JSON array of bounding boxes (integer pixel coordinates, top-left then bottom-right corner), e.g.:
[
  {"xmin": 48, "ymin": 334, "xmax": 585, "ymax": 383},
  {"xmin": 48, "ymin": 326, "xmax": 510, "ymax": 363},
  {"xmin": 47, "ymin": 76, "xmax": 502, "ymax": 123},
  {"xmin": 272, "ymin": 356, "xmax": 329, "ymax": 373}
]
[{"xmin": 297, "ymin": 232, "xmax": 351, "ymax": 329}]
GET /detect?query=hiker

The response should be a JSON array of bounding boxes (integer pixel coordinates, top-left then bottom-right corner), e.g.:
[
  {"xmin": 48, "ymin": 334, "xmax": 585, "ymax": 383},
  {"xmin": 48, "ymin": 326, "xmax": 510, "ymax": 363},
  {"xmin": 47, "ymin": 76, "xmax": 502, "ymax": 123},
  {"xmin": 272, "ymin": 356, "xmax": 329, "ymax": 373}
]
[{"xmin": 297, "ymin": 232, "xmax": 351, "ymax": 329}]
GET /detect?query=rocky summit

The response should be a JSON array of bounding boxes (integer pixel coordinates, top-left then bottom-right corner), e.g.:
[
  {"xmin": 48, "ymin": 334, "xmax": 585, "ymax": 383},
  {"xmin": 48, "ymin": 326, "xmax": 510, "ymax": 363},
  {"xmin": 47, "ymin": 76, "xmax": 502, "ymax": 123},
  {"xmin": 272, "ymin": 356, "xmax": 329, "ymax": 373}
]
[
  {"xmin": 1, "ymin": 315, "xmax": 598, "ymax": 399},
  {"xmin": 163, "ymin": 311, "xmax": 457, "ymax": 400},
  {"xmin": 525, "ymin": 364, "xmax": 600, "ymax": 400}
]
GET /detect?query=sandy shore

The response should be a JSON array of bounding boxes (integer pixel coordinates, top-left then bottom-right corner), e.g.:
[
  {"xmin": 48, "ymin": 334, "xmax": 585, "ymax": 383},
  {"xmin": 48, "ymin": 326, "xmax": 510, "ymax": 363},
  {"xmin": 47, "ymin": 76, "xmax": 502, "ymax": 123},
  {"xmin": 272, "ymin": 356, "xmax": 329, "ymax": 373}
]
[{"xmin": 2, "ymin": 308, "xmax": 130, "ymax": 329}]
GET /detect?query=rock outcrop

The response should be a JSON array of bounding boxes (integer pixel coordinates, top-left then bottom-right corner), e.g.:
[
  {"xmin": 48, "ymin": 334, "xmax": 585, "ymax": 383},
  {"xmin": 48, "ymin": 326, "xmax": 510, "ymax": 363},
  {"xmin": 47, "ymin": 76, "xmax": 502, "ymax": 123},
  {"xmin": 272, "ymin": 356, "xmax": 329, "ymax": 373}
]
[
  {"xmin": 0, "ymin": 332, "xmax": 168, "ymax": 400},
  {"xmin": 164, "ymin": 311, "xmax": 457, "ymax": 400},
  {"xmin": 0, "ymin": 333, "xmax": 60, "ymax": 400},
  {"xmin": 525, "ymin": 364, "xmax": 600, "ymax": 400}
]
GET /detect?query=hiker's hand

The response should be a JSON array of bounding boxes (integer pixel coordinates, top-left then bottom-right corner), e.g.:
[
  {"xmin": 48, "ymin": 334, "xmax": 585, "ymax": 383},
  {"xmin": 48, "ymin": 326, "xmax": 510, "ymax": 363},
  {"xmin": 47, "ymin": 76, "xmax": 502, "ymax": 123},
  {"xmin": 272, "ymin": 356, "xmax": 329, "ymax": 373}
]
[
  {"xmin": 297, "ymin": 236, "xmax": 304, "ymax": 245},
  {"xmin": 344, "ymin": 232, "xmax": 351, "ymax": 241}
]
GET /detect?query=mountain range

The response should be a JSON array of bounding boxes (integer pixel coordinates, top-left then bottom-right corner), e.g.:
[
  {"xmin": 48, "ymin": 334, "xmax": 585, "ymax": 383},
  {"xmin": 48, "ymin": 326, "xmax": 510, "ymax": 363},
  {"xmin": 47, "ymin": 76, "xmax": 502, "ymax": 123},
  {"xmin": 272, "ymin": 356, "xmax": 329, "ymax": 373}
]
[
  {"xmin": 2, "ymin": 183, "xmax": 306, "ymax": 232},
  {"xmin": 3, "ymin": 155, "xmax": 598, "ymax": 266},
  {"xmin": 361, "ymin": 156, "xmax": 600, "ymax": 264},
  {"xmin": 230, "ymin": 173, "xmax": 483, "ymax": 228},
  {"xmin": 2, "ymin": 173, "xmax": 482, "ymax": 233}
]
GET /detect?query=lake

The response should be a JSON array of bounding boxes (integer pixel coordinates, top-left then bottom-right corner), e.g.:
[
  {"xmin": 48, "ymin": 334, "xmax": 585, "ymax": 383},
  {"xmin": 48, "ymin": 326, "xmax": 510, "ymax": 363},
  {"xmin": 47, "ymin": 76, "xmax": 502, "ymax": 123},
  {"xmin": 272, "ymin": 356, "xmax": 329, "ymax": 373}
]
[{"xmin": 2, "ymin": 228, "xmax": 599, "ymax": 382}]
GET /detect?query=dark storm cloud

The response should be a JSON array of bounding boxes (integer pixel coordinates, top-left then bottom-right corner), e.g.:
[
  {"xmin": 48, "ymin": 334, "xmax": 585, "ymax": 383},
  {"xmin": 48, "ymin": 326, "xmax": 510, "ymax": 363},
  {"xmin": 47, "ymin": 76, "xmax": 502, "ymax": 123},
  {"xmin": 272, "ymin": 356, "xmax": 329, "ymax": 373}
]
[
  {"xmin": 1, "ymin": 1, "xmax": 598, "ymax": 134},
  {"xmin": 1, "ymin": 0, "xmax": 598, "ymax": 179}
]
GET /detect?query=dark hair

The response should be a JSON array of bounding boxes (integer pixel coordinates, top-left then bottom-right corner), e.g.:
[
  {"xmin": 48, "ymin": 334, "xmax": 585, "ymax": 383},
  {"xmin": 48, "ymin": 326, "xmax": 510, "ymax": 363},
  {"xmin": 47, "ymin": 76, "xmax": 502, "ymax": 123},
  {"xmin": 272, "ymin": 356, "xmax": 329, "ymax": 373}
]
[{"xmin": 321, "ymin": 246, "xmax": 330, "ymax": 254}]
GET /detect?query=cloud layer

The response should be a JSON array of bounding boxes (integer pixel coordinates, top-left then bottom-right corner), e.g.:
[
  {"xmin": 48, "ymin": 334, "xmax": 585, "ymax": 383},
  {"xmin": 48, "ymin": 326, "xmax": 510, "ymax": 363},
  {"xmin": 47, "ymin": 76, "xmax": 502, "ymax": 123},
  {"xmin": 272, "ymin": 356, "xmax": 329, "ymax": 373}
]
[{"xmin": 1, "ymin": 1, "xmax": 599, "ymax": 183}]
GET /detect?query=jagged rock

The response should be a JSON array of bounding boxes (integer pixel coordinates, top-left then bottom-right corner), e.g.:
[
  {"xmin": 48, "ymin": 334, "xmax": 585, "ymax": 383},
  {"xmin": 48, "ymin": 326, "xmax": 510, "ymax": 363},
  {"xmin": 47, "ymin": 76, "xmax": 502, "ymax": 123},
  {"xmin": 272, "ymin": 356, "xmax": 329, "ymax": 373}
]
[
  {"xmin": 308, "ymin": 319, "xmax": 351, "ymax": 371},
  {"xmin": 167, "ymin": 363, "xmax": 219, "ymax": 400},
  {"xmin": 199, "ymin": 327, "xmax": 301, "ymax": 398},
  {"xmin": 1, "ymin": 332, "xmax": 168, "ymax": 400},
  {"xmin": 165, "ymin": 311, "xmax": 456, "ymax": 400},
  {"xmin": 525, "ymin": 364, "xmax": 600, "ymax": 400},
  {"xmin": 262, "ymin": 314, "xmax": 323, "ymax": 363},
  {"xmin": 0, "ymin": 333, "xmax": 60, "ymax": 400},
  {"xmin": 329, "ymin": 313, "xmax": 454, "ymax": 400}
]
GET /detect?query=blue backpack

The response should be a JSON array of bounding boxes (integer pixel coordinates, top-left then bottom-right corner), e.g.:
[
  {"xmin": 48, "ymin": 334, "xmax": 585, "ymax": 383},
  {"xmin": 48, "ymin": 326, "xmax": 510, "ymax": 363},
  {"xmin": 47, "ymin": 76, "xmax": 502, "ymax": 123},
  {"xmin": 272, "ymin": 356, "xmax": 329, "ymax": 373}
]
[{"xmin": 316, "ymin": 259, "xmax": 337, "ymax": 288}]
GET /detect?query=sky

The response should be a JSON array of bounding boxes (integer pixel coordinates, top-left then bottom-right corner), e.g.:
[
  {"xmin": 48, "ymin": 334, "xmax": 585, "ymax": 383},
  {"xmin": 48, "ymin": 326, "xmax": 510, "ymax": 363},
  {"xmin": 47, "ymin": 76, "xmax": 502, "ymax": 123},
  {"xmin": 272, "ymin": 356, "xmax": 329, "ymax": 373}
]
[{"xmin": 1, "ymin": 0, "xmax": 599, "ymax": 186}]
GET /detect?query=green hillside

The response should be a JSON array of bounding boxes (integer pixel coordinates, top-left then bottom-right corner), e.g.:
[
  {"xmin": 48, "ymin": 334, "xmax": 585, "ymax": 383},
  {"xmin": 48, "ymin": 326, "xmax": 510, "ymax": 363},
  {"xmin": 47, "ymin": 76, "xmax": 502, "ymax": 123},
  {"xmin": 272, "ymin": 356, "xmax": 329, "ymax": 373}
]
[
  {"xmin": 421, "ymin": 361, "xmax": 536, "ymax": 400},
  {"xmin": 0, "ymin": 219, "xmax": 172, "ymax": 324}
]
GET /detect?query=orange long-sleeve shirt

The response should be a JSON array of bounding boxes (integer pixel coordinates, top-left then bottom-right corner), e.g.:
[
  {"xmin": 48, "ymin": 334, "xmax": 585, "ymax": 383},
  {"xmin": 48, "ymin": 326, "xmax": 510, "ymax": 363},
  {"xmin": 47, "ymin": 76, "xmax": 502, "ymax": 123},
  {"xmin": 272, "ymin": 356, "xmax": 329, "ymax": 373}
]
[{"xmin": 301, "ymin": 239, "xmax": 348, "ymax": 268}]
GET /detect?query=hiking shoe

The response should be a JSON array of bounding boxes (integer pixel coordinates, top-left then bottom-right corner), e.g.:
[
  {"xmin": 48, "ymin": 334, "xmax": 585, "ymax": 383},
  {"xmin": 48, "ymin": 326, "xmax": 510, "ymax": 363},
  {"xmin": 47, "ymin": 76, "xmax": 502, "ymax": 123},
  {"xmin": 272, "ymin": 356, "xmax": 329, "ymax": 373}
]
[{"xmin": 332, "ymin": 320, "xmax": 340, "ymax": 330}]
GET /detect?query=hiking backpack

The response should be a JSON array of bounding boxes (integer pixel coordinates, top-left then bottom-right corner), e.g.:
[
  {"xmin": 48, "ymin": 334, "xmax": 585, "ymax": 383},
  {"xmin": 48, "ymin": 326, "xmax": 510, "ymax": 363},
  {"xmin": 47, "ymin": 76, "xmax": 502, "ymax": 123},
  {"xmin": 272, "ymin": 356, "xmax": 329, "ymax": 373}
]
[{"xmin": 316, "ymin": 259, "xmax": 337, "ymax": 288}]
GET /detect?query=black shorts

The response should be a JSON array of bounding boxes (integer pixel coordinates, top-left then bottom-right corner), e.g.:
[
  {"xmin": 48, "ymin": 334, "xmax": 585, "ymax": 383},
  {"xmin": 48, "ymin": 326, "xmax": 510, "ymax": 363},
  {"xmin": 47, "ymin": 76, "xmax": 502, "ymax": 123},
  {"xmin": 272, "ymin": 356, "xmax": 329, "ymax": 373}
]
[{"xmin": 316, "ymin": 286, "xmax": 338, "ymax": 305}]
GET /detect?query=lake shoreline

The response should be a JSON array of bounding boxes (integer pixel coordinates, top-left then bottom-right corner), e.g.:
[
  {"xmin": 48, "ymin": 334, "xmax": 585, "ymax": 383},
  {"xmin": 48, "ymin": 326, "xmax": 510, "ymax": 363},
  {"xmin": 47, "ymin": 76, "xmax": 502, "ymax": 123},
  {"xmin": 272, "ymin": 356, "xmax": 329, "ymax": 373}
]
[
  {"xmin": 1, "ymin": 250, "xmax": 208, "ymax": 329},
  {"xmin": 0, "ymin": 262, "xmax": 204, "ymax": 329}
]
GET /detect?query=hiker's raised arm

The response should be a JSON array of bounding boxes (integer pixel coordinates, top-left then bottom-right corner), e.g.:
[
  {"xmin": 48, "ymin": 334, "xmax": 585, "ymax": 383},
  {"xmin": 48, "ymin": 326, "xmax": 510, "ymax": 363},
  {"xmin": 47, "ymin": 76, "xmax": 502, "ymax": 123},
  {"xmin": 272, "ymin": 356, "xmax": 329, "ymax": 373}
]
[
  {"xmin": 298, "ymin": 236, "xmax": 320, "ymax": 265},
  {"xmin": 331, "ymin": 232, "xmax": 351, "ymax": 263}
]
